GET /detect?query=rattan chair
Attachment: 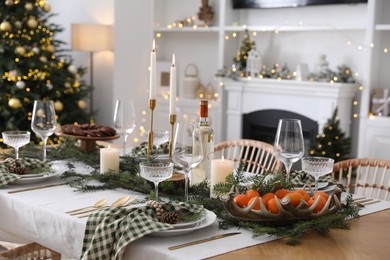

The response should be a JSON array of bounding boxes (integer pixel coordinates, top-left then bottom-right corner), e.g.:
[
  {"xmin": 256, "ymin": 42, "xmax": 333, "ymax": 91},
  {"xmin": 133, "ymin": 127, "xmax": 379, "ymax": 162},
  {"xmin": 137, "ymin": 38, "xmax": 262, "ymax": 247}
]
[
  {"xmin": 333, "ymin": 158, "xmax": 390, "ymax": 200},
  {"xmin": 213, "ymin": 139, "xmax": 282, "ymax": 174},
  {"xmin": 0, "ymin": 242, "xmax": 61, "ymax": 259}
]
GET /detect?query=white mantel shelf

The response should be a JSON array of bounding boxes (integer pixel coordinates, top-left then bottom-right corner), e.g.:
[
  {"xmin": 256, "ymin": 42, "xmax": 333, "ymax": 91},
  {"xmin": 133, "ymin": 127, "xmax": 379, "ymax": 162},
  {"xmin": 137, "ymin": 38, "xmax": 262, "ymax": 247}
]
[{"xmin": 223, "ymin": 78, "xmax": 357, "ymax": 141}]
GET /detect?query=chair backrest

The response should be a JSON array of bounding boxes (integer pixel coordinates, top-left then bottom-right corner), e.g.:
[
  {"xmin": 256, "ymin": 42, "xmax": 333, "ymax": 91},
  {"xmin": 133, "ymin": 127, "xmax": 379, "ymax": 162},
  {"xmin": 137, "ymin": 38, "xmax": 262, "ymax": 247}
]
[
  {"xmin": 333, "ymin": 158, "xmax": 390, "ymax": 200},
  {"xmin": 213, "ymin": 139, "xmax": 282, "ymax": 174}
]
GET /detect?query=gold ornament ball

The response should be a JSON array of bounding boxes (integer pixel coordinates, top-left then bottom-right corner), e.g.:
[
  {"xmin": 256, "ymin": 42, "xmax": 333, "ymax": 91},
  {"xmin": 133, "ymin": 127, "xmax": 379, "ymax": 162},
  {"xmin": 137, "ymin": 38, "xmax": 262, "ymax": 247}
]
[
  {"xmin": 68, "ymin": 65, "xmax": 78, "ymax": 74},
  {"xmin": 78, "ymin": 100, "xmax": 87, "ymax": 110},
  {"xmin": 39, "ymin": 56, "xmax": 48, "ymax": 63},
  {"xmin": 25, "ymin": 3, "xmax": 33, "ymax": 11},
  {"xmin": 64, "ymin": 82, "xmax": 71, "ymax": 88},
  {"xmin": 5, "ymin": 0, "xmax": 14, "ymax": 6},
  {"xmin": 46, "ymin": 45, "xmax": 55, "ymax": 53},
  {"xmin": 15, "ymin": 46, "xmax": 26, "ymax": 55},
  {"xmin": 0, "ymin": 21, "xmax": 12, "ymax": 32},
  {"xmin": 27, "ymin": 18, "xmax": 38, "ymax": 29},
  {"xmin": 54, "ymin": 101, "xmax": 64, "ymax": 112},
  {"xmin": 14, "ymin": 21, "xmax": 22, "ymax": 28},
  {"xmin": 43, "ymin": 3, "xmax": 51, "ymax": 12},
  {"xmin": 8, "ymin": 98, "xmax": 22, "ymax": 109}
]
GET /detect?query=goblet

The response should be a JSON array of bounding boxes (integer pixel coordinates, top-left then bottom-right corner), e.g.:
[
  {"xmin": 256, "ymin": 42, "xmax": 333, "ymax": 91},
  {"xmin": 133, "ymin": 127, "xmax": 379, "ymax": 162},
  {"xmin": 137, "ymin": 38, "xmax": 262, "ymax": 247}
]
[
  {"xmin": 172, "ymin": 121, "xmax": 203, "ymax": 202},
  {"xmin": 113, "ymin": 99, "xmax": 136, "ymax": 156},
  {"xmin": 31, "ymin": 100, "xmax": 57, "ymax": 161},
  {"xmin": 302, "ymin": 156, "xmax": 334, "ymax": 191},
  {"xmin": 2, "ymin": 131, "xmax": 31, "ymax": 159},
  {"xmin": 139, "ymin": 161, "xmax": 174, "ymax": 201},
  {"xmin": 274, "ymin": 119, "xmax": 304, "ymax": 182}
]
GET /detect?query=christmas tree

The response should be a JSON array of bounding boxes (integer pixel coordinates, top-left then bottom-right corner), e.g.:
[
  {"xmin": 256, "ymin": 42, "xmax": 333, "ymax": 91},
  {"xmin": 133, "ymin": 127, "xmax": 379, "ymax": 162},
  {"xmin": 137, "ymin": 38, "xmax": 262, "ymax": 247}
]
[
  {"xmin": 233, "ymin": 29, "xmax": 255, "ymax": 73},
  {"xmin": 309, "ymin": 108, "xmax": 351, "ymax": 162},
  {"xmin": 0, "ymin": 0, "xmax": 91, "ymax": 146}
]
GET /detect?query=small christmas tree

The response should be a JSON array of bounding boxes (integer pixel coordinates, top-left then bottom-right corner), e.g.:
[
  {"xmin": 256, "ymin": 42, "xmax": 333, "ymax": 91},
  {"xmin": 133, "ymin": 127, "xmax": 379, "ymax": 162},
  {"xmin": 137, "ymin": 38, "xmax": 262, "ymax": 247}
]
[
  {"xmin": 0, "ymin": 0, "xmax": 91, "ymax": 146},
  {"xmin": 233, "ymin": 29, "xmax": 255, "ymax": 73},
  {"xmin": 309, "ymin": 108, "xmax": 351, "ymax": 162}
]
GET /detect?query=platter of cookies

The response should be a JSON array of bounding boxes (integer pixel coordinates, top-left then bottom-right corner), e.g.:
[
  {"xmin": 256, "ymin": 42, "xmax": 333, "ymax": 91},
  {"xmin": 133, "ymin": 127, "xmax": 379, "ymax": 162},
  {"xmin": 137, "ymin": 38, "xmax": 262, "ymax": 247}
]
[{"xmin": 56, "ymin": 124, "xmax": 119, "ymax": 153}]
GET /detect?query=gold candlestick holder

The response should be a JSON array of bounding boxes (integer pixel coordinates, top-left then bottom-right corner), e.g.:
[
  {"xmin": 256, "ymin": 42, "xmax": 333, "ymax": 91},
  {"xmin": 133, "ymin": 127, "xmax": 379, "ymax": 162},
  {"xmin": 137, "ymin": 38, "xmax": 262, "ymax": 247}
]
[
  {"xmin": 168, "ymin": 114, "xmax": 177, "ymax": 161},
  {"xmin": 147, "ymin": 99, "xmax": 156, "ymax": 161}
]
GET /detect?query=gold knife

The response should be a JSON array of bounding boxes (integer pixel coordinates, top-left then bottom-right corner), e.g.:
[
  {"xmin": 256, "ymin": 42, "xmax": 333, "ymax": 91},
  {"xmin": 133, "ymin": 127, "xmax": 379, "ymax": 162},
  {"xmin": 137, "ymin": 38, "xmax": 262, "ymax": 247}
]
[
  {"xmin": 168, "ymin": 232, "xmax": 241, "ymax": 250},
  {"xmin": 8, "ymin": 183, "xmax": 64, "ymax": 194}
]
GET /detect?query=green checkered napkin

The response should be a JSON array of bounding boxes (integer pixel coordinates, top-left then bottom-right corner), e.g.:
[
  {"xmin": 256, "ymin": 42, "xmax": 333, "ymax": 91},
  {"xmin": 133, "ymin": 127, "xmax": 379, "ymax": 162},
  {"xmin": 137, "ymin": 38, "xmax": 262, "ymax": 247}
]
[
  {"xmin": 81, "ymin": 201, "xmax": 204, "ymax": 260},
  {"xmin": 0, "ymin": 158, "xmax": 49, "ymax": 187},
  {"xmin": 290, "ymin": 170, "xmax": 336, "ymax": 187}
]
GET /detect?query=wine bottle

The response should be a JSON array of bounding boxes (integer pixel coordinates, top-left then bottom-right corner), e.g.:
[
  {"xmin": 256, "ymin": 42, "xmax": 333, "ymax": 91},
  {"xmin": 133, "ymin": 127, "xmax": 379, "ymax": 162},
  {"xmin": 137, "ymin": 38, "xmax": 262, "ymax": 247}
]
[{"xmin": 191, "ymin": 100, "xmax": 215, "ymax": 185}]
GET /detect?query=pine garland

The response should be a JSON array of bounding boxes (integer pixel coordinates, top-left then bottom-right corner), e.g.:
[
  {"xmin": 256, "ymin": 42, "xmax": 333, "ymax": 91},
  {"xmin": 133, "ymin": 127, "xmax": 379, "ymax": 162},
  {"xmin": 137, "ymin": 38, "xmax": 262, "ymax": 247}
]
[{"xmin": 49, "ymin": 142, "xmax": 360, "ymax": 245}]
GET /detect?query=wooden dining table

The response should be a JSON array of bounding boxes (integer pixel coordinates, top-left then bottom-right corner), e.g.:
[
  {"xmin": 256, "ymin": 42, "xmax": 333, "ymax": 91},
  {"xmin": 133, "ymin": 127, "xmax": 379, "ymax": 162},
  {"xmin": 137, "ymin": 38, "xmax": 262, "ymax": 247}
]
[{"xmin": 213, "ymin": 209, "xmax": 390, "ymax": 260}]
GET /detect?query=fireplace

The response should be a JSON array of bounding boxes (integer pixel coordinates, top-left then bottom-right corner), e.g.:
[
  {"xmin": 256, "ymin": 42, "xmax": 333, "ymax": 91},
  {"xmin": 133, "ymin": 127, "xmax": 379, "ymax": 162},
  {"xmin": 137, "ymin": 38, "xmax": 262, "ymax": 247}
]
[
  {"xmin": 243, "ymin": 109, "xmax": 319, "ymax": 153},
  {"xmin": 223, "ymin": 78, "xmax": 357, "ymax": 144}
]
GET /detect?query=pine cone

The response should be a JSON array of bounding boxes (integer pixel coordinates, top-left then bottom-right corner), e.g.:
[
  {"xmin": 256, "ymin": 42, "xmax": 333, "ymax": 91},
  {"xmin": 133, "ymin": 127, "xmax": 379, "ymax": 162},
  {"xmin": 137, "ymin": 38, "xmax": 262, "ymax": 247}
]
[
  {"xmin": 147, "ymin": 200, "xmax": 165, "ymax": 219},
  {"xmin": 160, "ymin": 212, "xmax": 179, "ymax": 224},
  {"xmin": 11, "ymin": 166, "xmax": 27, "ymax": 175}
]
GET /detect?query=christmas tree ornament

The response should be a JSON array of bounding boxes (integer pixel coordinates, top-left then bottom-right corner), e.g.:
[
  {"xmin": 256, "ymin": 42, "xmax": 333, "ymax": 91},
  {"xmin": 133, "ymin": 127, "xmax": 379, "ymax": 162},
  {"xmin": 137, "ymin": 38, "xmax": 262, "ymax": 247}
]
[
  {"xmin": 43, "ymin": 3, "xmax": 51, "ymax": 12},
  {"xmin": 54, "ymin": 100, "xmax": 63, "ymax": 112},
  {"xmin": 8, "ymin": 70, "xmax": 17, "ymax": 77},
  {"xmin": 46, "ymin": 82, "xmax": 53, "ymax": 90},
  {"xmin": 46, "ymin": 44, "xmax": 55, "ymax": 53},
  {"xmin": 39, "ymin": 56, "xmax": 47, "ymax": 63},
  {"xmin": 32, "ymin": 47, "xmax": 40, "ymax": 54},
  {"xmin": 24, "ymin": 2, "xmax": 33, "ymax": 11},
  {"xmin": 0, "ymin": 21, "xmax": 12, "ymax": 32},
  {"xmin": 5, "ymin": 0, "xmax": 14, "ymax": 6},
  {"xmin": 68, "ymin": 65, "xmax": 78, "ymax": 74},
  {"xmin": 16, "ymin": 81, "xmax": 26, "ymax": 89},
  {"xmin": 64, "ymin": 82, "xmax": 71, "ymax": 88},
  {"xmin": 15, "ymin": 46, "xmax": 26, "ymax": 55},
  {"xmin": 27, "ymin": 18, "xmax": 38, "ymax": 29},
  {"xmin": 14, "ymin": 21, "xmax": 22, "ymax": 28},
  {"xmin": 78, "ymin": 99, "xmax": 87, "ymax": 110},
  {"xmin": 8, "ymin": 98, "xmax": 22, "ymax": 109}
]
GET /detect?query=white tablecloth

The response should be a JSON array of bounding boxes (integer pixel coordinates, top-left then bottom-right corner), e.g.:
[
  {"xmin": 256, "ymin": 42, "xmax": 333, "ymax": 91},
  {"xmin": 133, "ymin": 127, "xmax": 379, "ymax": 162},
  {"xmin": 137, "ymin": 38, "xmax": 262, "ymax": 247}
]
[{"xmin": 1, "ymin": 161, "xmax": 390, "ymax": 259}]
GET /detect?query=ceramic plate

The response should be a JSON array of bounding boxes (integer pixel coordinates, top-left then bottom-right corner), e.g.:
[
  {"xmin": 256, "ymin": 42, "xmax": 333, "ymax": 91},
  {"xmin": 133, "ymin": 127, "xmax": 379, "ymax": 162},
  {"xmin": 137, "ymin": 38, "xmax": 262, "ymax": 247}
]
[
  {"xmin": 149, "ymin": 210, "xmax": 216, "ymax": 237},
  {"xmin": 172, "ymin": 211, "xmax": 207, "ymax": 229},
  {"xmin": 11, "ymin": 161, "xmax": 65, "ymax": 185}
]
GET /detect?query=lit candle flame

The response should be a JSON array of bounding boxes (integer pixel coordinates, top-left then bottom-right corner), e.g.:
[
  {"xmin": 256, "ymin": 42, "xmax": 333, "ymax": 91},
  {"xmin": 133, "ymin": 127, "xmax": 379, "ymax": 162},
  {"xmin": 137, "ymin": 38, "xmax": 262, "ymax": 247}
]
[
  {"xmin": 172, "ymin": 53, "xmax": 175, "ymax": 67},
  {"xmin": 152, "ymin": 39, "xmax": 155, "ymax": 52}
]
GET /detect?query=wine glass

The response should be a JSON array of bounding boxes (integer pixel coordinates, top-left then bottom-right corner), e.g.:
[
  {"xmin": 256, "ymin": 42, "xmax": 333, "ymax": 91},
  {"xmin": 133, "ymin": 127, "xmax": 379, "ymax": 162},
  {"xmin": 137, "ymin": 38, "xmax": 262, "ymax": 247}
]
[
  {"xmin": 139, "ymin": 161, "xmax": 173, "ymax": 201},
  {"xmin": 2, "ymin": 131, "xmax": 31, "ymax": 159},
  {"xmin": 31, "ymin": 100, "xmax": 57, "ymax": 162},
  {"xmin": 274, "ymin": 119, "xmax": 304, "ymax": 182},
  {"xmin": 172, "ymin": 121, "xmax": 203, "ymax": 202},
  {"xmin": 302, "ymin": 156, "xmax": 334, "ymax": 191},
  {"xmin": 113, "ymin": 99, "xmax": 136, "ymax": 155}
]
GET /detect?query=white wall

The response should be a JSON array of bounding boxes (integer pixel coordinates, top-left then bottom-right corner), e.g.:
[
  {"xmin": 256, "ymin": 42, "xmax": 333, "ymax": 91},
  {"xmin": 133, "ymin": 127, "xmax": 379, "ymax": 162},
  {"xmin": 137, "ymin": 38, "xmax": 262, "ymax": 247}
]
[{"xmin": 49, "ymin": 0, "xmax": 115, "ymax": 125}]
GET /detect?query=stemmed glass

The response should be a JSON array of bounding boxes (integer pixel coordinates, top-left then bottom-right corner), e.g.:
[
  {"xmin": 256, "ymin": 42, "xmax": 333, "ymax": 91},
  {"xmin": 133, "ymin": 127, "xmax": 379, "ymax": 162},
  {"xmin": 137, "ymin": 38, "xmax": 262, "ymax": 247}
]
[
  {"xmin": 139, "ymin": 161, "xmax": 173, "ymax": 201},
  {"xmin": 31, "ymin": 100, "xmax": 57, "ymax": 162},
  {"xmin": 2, "ymin": 131, "xmax": 31, "ymax": 159},
  {"xmin": 113, "ymin": 99, "xmax": 136, "ymax": 156},
  {"xmin": 302, "ymin": 156, "xmax": 334, "ymax": 191},
  {"xmin": 172, "ymin": 121, "xmax": 203, "ymax": 202},
  {"xmin": 274, "ymin": 119, "xmax": 304, "ymax": 182}
]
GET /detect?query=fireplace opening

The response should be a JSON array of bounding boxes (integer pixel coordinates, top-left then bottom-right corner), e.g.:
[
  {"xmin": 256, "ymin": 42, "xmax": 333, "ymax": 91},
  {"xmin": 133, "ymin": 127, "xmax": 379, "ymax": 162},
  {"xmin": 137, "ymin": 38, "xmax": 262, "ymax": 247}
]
[{"xmin": 243, "ymin": 109, "xmax": 319, "ymax": 157}]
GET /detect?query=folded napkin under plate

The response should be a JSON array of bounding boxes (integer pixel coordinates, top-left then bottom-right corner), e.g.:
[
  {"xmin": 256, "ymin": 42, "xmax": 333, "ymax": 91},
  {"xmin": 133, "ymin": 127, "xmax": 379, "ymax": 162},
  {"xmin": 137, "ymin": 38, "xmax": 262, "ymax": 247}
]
[{"xmin": 81, "ymin": 201, "xmax": 205, "ymax": 260}]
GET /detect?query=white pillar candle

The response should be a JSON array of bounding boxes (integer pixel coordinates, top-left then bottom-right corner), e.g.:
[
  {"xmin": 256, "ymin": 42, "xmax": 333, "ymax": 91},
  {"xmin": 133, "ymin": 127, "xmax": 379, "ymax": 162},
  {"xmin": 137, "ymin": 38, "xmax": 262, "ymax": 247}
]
[
  {"xmin": 210, "ymin": 156, "xmax": 235, "ymax": 198},
  {"xmin": 169, "ymin": 54, "xmax": 176, "ymax": 115},
  {"xmin": 100, "ymin": 145, "xmax": 119, "ymax": 174},
  {"xmin": 149, "ymin": 39, "xmax": 156, "ymax": 100}
]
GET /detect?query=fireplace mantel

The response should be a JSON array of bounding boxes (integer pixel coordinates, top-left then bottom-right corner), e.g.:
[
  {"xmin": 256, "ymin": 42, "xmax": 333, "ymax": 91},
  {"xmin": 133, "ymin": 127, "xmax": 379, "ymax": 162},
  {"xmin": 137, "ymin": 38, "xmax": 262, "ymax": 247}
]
[{"xmin": 224, "ymin": 78, "xmax": 357, "ymax": 141}]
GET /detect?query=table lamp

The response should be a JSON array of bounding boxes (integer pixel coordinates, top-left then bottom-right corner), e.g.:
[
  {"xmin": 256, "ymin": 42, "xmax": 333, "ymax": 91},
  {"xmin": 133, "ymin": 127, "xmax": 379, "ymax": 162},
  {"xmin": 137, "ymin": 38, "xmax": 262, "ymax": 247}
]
[{"xmin": 71, "ymin": 23, "xmax": 113, "ymax": 113}]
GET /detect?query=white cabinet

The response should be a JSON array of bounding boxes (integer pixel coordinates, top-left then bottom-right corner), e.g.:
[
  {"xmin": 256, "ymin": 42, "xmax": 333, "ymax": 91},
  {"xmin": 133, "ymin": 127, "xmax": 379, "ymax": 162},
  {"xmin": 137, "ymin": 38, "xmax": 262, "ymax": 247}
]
[{"xmin": 357, "ymin": 0, "xmax": 390, "ymax": 159}]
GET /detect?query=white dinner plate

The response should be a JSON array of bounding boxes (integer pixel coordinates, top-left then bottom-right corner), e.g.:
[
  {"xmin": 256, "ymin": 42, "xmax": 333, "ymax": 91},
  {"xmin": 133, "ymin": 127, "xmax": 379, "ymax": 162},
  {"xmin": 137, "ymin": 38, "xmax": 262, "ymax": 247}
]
[
  {"xmin": 11, "ymin": 161, "xmax": 65, "ymax": 185},
  {"xmin": 172, "ymin": 211, "xmax": 207, "ymax": 229},
  {"xmin": 149, "ymin": 210, "xmax": 216, "ymax": 237}
]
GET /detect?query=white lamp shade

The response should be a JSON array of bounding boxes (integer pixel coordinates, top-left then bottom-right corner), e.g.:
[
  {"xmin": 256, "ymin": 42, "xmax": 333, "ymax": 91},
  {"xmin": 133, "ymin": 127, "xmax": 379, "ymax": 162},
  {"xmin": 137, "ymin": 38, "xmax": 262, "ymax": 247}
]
[{"xmin": 71, "ymin": 24, "xmax": 113, "ymax": 51}]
